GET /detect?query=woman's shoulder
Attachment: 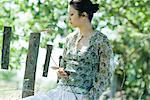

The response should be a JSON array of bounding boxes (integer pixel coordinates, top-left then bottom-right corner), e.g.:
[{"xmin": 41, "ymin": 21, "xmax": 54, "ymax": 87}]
[
  {"xmin": 92, "ymin": 31, "xmax": 109, "ymax": 44},
  {"xmin": 65, "ymin": 30, "xmax": 78, "ymax": 42}
]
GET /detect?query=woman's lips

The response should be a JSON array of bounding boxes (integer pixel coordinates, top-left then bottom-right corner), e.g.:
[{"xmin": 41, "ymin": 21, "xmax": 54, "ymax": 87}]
[{"xmin": 69, "ymin": 21, "xmax": 72, "ymax": 24}]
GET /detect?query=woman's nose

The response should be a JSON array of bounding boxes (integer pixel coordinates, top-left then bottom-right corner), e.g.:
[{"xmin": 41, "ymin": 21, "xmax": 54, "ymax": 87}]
[
  {"xmin": 68, "ymin": 17, "xmax": 71, "ymax": 22},
  {"xmin": 68, "ymin": 17, "xmax": 71, "ymax": 21}
]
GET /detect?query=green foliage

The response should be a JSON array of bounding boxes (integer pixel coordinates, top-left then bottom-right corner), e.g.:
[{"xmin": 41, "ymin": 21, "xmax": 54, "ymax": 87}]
[
  {"xmin": 0, "ymin": 0, "xmax": 149, "ymax": 99},
  {"xmin": 0, "ymin": 70, "xmax": 16, "ymax": 81}
]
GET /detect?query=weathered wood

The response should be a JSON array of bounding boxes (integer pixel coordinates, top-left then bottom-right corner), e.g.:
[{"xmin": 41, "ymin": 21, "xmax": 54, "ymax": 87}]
[
  {"xmin": 1, "ymin": 26, "xmax": 12, "ymax": 70},
  {"xmin": 56, "ymin": 56, "xmax": 62, "ymax": 83},
  {"xmin": 42, "ymin": 45, "xmax": 53, "ymax": 77},
  {"xmin": 59, "ymin": 56, "xmax": 62, "ymax": 67},
  {"xmin": 22, "ymin": 33, "xmax": 40, "ymax": 98},
  {"xmin": 111, "ymin": 73, "xmax": 118, "ymax": 97},
  {"xmin": 111, "ymin": 68, "xmax": 123, "ymax": 98}
]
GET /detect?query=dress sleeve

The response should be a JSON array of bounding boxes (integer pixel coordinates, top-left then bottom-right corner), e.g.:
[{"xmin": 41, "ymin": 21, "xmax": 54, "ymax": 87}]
[
  {"xmin": 88, "ymin": 36, "xmax": 114, "ymax": 100},
  {"xmin": 59, "ymin": 31, "xmax": 78, "ymax": 68}
]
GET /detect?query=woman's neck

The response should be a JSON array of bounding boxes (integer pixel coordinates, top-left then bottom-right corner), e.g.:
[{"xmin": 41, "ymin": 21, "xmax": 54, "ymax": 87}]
[{"xmin": 78, "ymin": 22, "xmax": 94, "ymax": 37}]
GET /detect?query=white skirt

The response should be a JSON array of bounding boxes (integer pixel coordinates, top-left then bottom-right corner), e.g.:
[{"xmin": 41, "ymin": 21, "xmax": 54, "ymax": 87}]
[{"xmin": 23, "ymin": 86, "xmax": 85, "ymax": 100}]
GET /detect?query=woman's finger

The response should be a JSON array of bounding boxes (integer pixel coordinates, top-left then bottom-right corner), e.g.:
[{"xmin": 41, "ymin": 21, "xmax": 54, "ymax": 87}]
[
  {"xmin": 57, "ymin": 68, "xmax": 69, "ymax": 78},
  {"xmin": 59, "ymin": 71, "xmax": 68, "ymax": 76}
]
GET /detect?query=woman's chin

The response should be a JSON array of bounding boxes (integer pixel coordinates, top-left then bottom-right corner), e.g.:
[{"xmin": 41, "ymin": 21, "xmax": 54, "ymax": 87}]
[{"xmin": 69, "ymin": 23, "xmax": 76, "ymax": 27}]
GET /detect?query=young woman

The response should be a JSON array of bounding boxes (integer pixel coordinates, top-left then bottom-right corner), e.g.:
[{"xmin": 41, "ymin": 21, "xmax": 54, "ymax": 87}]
[{"xmin": 25, "ymin": 0, "xmax": 114, "ymax": 100}]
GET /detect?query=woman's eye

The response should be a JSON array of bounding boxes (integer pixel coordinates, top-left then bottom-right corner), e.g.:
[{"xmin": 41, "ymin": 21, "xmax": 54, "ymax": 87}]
[{"xmin": 70, "ymin": 14, "xmax": 73, "ymax": 16}]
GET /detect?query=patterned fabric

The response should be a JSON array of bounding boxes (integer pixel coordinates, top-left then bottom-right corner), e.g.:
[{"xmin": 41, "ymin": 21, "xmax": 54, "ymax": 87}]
[{"xmin": 58, "ymin": 30, "xmax": 114, "ymax": 100}]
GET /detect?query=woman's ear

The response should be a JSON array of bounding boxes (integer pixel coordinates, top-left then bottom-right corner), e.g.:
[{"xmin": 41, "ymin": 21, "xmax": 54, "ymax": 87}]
[{"xmin": 82, "ymin": 12, "xmax": 88, "ymax": 17}]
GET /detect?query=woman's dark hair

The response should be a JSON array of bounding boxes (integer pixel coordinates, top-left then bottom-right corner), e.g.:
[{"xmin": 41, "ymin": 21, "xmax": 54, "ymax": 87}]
[{"xmin": 69, "ymin": 0, "xmax": 99, "ymax": 22}]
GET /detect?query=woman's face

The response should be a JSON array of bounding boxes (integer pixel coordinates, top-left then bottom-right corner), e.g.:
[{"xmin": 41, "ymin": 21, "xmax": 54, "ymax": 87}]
[{"xmin": 68, "ymin": 5, "xmax": 83, "ymax": 27}]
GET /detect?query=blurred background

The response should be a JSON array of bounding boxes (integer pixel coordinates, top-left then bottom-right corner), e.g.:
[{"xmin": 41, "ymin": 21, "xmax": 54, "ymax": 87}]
[{"xmin": 0, "ymin": 0, "xmax": 149, "ymax": 100}]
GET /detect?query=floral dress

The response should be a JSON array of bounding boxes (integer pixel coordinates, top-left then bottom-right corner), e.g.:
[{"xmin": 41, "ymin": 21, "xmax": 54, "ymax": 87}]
[{"xmin": 24, "ymin": 30, "xmax": 114, "ymax": 100}]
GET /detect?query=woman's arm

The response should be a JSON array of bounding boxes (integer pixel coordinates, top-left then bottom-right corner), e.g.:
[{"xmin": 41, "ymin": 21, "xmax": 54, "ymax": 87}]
[
  {"xmin": 88, "ymin": 36, "xmax": 114, "ymax": 100},
  {"xmin": 59, "ymin": 37, "xmax": 68, "ymax": 69}
]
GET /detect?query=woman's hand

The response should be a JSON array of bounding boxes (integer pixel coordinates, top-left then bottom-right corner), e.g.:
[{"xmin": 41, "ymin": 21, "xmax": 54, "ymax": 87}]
[
  {"xmin": 51, "ymin": 66, "xmax": 69, "ymax": 78},
  {"xmin": 57, "ymin": 68, "xmax": 69, "ymax": 78}
]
